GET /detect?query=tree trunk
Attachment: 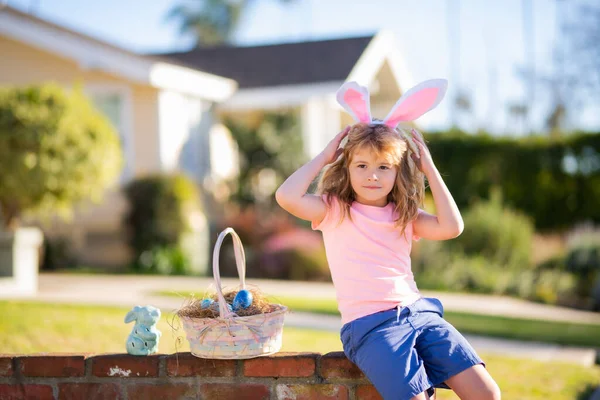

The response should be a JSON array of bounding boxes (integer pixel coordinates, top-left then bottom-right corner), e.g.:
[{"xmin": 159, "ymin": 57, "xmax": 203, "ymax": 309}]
[{"xmin": 0, "ymin": 200, "xmax": 20, "ymax": 231}]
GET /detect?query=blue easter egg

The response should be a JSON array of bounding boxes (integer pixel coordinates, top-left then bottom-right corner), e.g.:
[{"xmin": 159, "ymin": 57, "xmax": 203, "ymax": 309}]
[
  {"xmin": 232, "ymin": 289, "xmax": 253, "ymax": 311},
  {"xmin": 200, "ymin": 298, "xmax": 214, "ymax": 309},
  {"xmin": 204, "ymin": 300, "xmax": 233, "ymax": 316}
]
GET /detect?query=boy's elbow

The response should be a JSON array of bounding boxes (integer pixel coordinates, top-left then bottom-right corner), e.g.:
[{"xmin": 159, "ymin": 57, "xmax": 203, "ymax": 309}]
[
  {"xmin": 275, "ymin": 188, "xmax": 283, "ymax": 206},
  {"xmin": 275, "ymin": 188, "xmax": 288, "ymax": 208},
  {"xmin": 449, "ymin": 221, "xmax": 464, "ymax": 238}
]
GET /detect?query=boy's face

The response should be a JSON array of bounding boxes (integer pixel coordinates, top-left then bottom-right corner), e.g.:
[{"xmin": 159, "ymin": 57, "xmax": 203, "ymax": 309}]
[{"xmin": 349, "ymin": 147, "xmax": 398, "ymax": 207}]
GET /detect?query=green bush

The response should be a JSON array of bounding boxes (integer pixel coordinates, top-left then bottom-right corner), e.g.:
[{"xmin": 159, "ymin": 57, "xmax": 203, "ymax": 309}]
[
  {"xmin": 531, "ymin": 269, "xmax": 577, "ymax": 305},
  {"xmin": 41, "ymin": 235, "xmax": 77, "ymax": 270},
  {"xmin": 564, "ymin": 228, "xmax": 600, "ymax": 309},
  {"xmin": 413, "ymin": 196, "xmax": 535, "ymax": 297},
  {"xmin": 123, "ymin": 174, "xmax": 202, "ymax": 275},
  {"xmin": 271, "ymin": 247, "xmax": 330, "ymax": 282},
  {"xmin": 413, "ymin": 246, "xmax": 511, "ymax": 295},
  {"xmin": 444, "ymin": 191, "xmax": 534, "ymax": 270},
  {"xmin": 0, "ymin": 83, "xmax": 122, "ymax": 229},
  {"xmin": 426, "ymin": 131, "xmax": 600, "ymax": 231},
  {"xmin": 137, "ymin": 246, "xmax": 189, "ymax": 275}
]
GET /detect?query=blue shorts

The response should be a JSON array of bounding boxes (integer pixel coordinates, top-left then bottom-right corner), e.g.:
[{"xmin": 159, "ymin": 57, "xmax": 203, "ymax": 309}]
[{"xmin": 340, "ymin": 297, "xmax": 484, "ymax": 400}]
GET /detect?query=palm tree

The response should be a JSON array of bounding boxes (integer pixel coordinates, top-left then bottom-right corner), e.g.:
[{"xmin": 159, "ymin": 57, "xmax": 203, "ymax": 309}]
[{"xmin": 167, "ymin": 0, "xmax": 296, "ymax": 47}]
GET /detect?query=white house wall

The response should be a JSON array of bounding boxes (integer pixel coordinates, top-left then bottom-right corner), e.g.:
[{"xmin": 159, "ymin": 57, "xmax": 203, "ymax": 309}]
[
  {"xmin": 157, "ymin": 91, "xmax": 238, "ymax": 189},
  {"xmin": 158, "ymin": 91, "xmax": 204, "ymax": 179},
  {"xmin": 302, "ymin": 96, "xmax": 342, "ymax": 159}
]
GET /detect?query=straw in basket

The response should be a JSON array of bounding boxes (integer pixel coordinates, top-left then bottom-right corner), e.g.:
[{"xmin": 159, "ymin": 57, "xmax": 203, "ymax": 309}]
[{"xmin": 180, "ymin": 227, "xmax": 288, "ymax": 359}]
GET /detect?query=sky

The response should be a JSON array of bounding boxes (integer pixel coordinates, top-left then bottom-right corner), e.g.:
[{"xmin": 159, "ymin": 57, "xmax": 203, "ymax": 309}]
[{"xmin": 5, "ymin": 0, "xmax": 599, "ymax": 134}]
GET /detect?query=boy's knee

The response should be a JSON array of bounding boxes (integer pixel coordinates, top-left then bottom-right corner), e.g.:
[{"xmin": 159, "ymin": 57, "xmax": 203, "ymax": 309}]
[{"xmin": 482, "ymin": 382, "xmax": 501, "ymax": 400}]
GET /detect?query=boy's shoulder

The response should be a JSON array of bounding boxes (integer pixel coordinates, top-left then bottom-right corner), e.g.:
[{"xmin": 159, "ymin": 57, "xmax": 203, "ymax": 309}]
[{"xmin": 321, "ymin": 193, "xmax": 344, "ymax": 208}]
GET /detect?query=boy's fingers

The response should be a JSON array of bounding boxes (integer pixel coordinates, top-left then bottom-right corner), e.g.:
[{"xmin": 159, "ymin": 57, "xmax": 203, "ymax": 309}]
[
  {"xmin": 412, "ymin": 129, "xmax": 426, "ymax": 144},
  {"xmin": 411, "ymin": 129, "xmax": 421, "ymax": 141}
]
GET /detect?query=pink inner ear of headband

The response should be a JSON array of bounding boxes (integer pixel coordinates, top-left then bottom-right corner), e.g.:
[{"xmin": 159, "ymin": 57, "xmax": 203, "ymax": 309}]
[
  {"xmin": 344, "ymin": 89, "xmax": 371, "ymax": 123},
  {"xmin": 384, "ymin": 88, "xmax": 439, "ymax": 127}
]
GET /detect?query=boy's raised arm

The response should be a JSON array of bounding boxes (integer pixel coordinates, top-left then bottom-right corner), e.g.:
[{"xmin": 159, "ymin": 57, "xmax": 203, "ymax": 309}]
[{"xmin": 275, "ymin": 126, "xmax": 349, "ymax": 223}]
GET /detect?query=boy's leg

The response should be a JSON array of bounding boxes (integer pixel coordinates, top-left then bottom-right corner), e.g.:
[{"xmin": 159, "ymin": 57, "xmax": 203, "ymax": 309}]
[
  {"xmin": 410, "ymin": 387, "xmax": 435, "ymax": 400},
  {"xmin": 444, "ymin": 364, "xmax": 500, "ymax": 400}
]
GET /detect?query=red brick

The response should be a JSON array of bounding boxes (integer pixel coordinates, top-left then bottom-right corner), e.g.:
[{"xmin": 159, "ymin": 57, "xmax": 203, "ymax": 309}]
[
  {"xmin": 0, "ymin": 384, "xmax": 54, "ymax": 399},
  {"xmin": 199, "ymin": 383, "xmax": 269, "ymax": 400},
  {"xmin": 320, "ymin": 352, "xmax": 365, "ymax": 380},
  {"xmin": 356, "ymin": 385, "xmax": 383, "ymax": 400},
  {"xmin": 19, "ymin": 355, "xmax": 85, "ymax": 377},
  {"xmin": 0, "ymin": 356, "xmax": 13, "ymax": 377},
  {"xmin": 275, "ymin": 384, "xmax": 349, "ymax": 400},
  {"xmin": 243, "ymin": 352, "xmax": 317, "ymax": 377},
  {"xmin": 58, "ymin": 383, "xmax": 122, "ymax": 400},
  {"xmin": 91, "ymin": 354, "xmax": 159, "ymax": 377},
  {"xmin": 127, "ymin": 383, "xmax": 196, "ymax": 400},
  {"xmin": 164, "ymin": 353, "xmax": 236, "ymax": 377}
]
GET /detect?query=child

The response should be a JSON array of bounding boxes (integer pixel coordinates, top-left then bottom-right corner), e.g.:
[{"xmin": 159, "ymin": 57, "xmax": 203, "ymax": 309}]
[{"xmin": 275, "ymin": 80, "xmax": 501, "ymax": 400}]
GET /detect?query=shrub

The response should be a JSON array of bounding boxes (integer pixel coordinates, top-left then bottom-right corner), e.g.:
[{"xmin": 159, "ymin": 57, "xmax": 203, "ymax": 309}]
[
  {"xmin": 123, "ymin": 174, "xmax": 205, "ymax": 275},
  {"xmin": 413, "ymin": 195, "xmax": 534, "ymax": 297},
  {"xmin": 260, "ymin": 244, "xmax": 330, "ymax": 282},
  {"xmin": 444, "ymin": 190, "xmax": 534, "ymax": 270},
  {"xmin": 40, "ymin": 235, "xmax": 77, "ymax": 270},
  {"xmin": 413, "ymin": 245, "xmax": 511, "ymax": 295},
  {"xmin": 531, "ymin": 269, "xmax": 577, "ymax": 305},
  {"xmin": 564, "ymin": 226, "xmax": 600, "ymax": 309},
  {"xmin": 0, "ymin": 83, "xmax": 122, "ymax": 229},
  {"xmin": 215, "ymin": 206, "xmax": 329, "ymax": 281},
  {"xmin": 136, "ymin": 246, "xmax": 189, "ymax": 275}
]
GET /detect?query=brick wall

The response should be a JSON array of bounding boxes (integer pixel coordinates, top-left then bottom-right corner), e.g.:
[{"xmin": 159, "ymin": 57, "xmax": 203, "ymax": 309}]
[{"xmin": 0, "ymin": 352, "xmax": 383, "ymax": 400}]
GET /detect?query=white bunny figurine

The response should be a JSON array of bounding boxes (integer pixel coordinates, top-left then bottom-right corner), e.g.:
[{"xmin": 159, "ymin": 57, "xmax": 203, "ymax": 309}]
[{"xmin": 124, "ymin": 305, "xmax": 162, "ymax": 355}]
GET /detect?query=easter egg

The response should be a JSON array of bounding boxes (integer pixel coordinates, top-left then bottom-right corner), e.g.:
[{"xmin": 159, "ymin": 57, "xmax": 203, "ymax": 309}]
[
  {"xmin": 208, "ymin": 301, "xmax": 233, "ymax": 315},
  {"xmin": 216, "ymin": 303, "xmax": 233, "ymax": 314},
  {"xmin": 232, "ymin": 289, "xmax": 253, "ymax": 311},
  {"xmin": 200, "ymin": 298, "xmax": 214, "ymax": 309}
]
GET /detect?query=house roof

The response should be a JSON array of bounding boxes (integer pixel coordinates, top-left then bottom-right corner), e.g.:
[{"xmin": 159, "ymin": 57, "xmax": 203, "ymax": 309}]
[
  {"xmin": 156, "ymin": 35, "xmax": 375, "ymax": 89},
  {"xmin": 0, "ymin": 4, "xmax": 237, "ymax": 101}
]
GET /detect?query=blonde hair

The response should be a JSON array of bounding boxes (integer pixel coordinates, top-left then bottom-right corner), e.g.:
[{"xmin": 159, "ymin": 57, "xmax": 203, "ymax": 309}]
[{"xmin": 317, "ymin": 123, "xmax": 424, "ymax": 235}]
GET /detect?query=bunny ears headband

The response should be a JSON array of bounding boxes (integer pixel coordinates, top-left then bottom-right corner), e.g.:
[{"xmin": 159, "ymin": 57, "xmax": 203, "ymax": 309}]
[{"xmin": 336, "ymin": 79, "xmax": 448, "ymax": 128}]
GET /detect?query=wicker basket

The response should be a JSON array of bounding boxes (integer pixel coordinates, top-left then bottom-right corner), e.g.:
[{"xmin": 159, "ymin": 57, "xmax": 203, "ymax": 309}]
[{"xmin": 181, "ymin": 227, "xmax": 287, "ymax": 359}]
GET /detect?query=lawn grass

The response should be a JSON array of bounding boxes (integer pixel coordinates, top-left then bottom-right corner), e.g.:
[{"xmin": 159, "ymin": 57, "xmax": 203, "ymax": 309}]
[
  {"xmin": 1, "ymin": 300, "xmax": 598, "ymax": 400},
  {"xmin": 157, "ymin": 290, "xmax": 600, "ymax": 348},
  {"xmin": 0, "ymin": 300, "xmax": 342, "ymax": 355}
]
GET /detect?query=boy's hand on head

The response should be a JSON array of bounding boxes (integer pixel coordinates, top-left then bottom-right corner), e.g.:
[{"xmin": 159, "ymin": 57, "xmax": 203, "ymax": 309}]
[
  {"xmin": 322, "ymin": 126, "xmax": 350, "ymax": 165},
  {"xmin": 410, "ymin": 129, "xmax": 435, "ymax": 174}
]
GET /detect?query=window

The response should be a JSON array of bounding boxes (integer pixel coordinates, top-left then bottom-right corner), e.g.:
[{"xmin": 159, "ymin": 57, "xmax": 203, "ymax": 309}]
[{"xmin": 86, "ymin": 85, "xmax": 134, "ymax": 182}]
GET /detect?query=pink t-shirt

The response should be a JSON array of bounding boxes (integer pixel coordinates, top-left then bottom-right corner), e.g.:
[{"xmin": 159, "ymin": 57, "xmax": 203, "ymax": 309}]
[{"xmin": 312, "ymin": 195, "xmax": 423, "ymax": 325}]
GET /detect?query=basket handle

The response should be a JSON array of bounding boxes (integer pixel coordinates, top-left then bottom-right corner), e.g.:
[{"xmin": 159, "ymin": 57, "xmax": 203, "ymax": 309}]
[{"xmin": 213, "ymin": 227, "xmax": 246, "ymax": 318}]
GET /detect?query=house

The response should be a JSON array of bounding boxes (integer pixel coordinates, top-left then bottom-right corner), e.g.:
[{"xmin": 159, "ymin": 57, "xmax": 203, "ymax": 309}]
[
  {"xmin": 0, "ymin": 4, "xmax": 414, "ymax": 272},
  {"xmin": 158, "ymin": 31, "xmax": 415, "ymax": 158},
  {"xmin": 0, "ymin": 4, "xmax": 238, "ymax": 271}
]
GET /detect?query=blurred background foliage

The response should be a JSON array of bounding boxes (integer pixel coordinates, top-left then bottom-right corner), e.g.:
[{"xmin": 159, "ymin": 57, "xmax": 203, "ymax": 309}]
[
  {"xmin": 122, "ymin": 173, "xmax": 205, "ymax": 276},
  {"xmin": 213, "ymin": 121, "xmax": 600, "ymax": 312},
  {"xmin": 0, "ymin": 83, "xmax": 123, "ymax": 230},
  {"xmin": 21, "ymin": 0, "xmax": 600, "ymax": 313}
]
